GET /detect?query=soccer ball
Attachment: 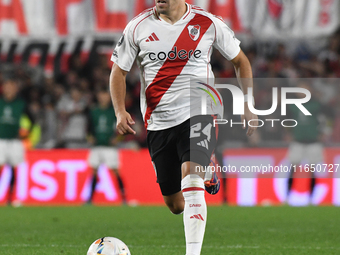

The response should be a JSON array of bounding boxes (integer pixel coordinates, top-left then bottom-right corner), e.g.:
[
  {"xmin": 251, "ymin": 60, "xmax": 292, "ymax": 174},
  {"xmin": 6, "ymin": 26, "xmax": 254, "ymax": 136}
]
[{"xmin": 87, "ymin": 237, "xmax": 131, "ymax": 255}]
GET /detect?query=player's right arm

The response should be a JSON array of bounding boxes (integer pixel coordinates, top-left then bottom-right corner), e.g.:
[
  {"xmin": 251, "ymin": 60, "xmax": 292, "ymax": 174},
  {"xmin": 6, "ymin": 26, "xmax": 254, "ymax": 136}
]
[
  {"xmin": 109, "ymin": 17, "xmax": 139, "ymax": 135},
  {"xmin": 110, "ymin": 64, "xmax": 136, "ymax": 135}
]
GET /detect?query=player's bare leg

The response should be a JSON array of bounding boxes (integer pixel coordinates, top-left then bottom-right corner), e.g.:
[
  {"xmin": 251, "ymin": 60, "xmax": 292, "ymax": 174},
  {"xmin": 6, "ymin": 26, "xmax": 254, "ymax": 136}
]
[
  {"xmin": 112, "ymin": 169, "xmax": 127, "ymax": 204},
  {"xmin": 87, "ymin": 167, "xmax": 98, "ymax": 204},
  {"xmin": 7, "ymin": 166, "xmax": 16, "ymax": 206},
  {"xmin": 287, "ymin": 164, "xmax": 296, "ymax": 203},
  {"xmin": 309, "ymin": 171, "xmax": 316, "ymax": 205}
]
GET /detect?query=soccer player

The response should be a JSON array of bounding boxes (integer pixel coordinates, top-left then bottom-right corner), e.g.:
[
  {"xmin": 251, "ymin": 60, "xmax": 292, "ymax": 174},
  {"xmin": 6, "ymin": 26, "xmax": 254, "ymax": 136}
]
[
  {"xmin": 87, "ymin": 89, "xmax": 126, "ymax": 204},
  {"xmin": 286, "ymin": 82, "xmax": 331, "ymax": 204},
  {"xmin": 0, "ymin": 79, "xmax": 35, "ymax": 205},
  {"xmin": 110, "ymin": 1, "xmax": 257, "ymax": 254}
]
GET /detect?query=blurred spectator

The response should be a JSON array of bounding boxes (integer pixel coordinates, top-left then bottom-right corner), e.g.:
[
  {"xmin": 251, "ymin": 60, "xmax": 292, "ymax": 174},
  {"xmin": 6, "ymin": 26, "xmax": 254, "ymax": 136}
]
[
  {"xmin": 64, "ymin": 71, "xmax": 80, "ymax": 89},
  {"xmin": 37, "ymin": 95, "xmax": 58, "ymax": 149},
  {"xmin": 79, "ymin": 78, "xmax": 93, "ymax": 106},
  {"xmin": 56, "ymin": 86, "xmax": 88, "ymax": 148},
  {"xmin": 318, "ymin": 35, "xmax": 340, "ymax": 76}
]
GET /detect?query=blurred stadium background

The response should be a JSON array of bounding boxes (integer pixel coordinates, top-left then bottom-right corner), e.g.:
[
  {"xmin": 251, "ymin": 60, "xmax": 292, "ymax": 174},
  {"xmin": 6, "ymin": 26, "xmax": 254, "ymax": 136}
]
[{"xmin": 0, "ymin": 0, "xmax": 340, "ymax": 207}]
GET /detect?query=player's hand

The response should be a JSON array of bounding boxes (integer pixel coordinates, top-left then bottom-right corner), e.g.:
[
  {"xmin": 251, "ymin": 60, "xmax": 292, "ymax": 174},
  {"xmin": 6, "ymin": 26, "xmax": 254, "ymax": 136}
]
[
  {"xmin": 116, "ymin": 111, "xmax": 136, "ymax": 135},
  {"xmin": 241, "ymin": 103, "xmax": 258, "ymax": 136}
]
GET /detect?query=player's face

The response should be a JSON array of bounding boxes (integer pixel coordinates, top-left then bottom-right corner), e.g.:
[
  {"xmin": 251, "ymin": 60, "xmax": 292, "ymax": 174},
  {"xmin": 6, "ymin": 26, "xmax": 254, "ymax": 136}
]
[
  {"xmin": 2, "ymin": 81, "xmax": 18, "ymax": 101},
  {"xmin": 155, "ymin": 0, "xmax": 184, "ymax": 15},
  {"xmin": 97, "ymin": 91, "xmax": 111, "ymax": 107}
]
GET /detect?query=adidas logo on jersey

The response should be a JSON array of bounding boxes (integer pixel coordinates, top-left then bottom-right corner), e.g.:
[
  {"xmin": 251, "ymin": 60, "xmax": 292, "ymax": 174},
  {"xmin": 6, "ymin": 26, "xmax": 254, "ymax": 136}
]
[
  {"xmin": 146, "ymin": 32, "xmax": 159, "ymax": 42},
  {"xmin": 190, "ymin": 214, "xmax": 204, "ymax": 221}
]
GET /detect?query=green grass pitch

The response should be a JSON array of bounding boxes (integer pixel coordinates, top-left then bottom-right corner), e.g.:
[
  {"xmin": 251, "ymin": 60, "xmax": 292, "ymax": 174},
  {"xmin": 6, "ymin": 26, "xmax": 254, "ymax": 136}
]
[{"xmin": 0, "ymin": 205, "xmax": 339, "ymax": 254}]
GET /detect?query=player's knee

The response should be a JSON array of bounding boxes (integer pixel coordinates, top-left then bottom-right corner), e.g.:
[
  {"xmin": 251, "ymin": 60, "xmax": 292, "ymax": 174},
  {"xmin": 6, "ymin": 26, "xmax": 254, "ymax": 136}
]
[
  {"xmin": 165, "ymin": 199, "xmax": 184, "ymax": 215},
  {"xmin": 181, "ymin": 161, "xmax": 204, "ymax": 179},
  {"xmin": 163, "ymin": 191, "xmax": 184, "ymax": 214},
  {"xmin": 181, "ymin": 162, "xmax": 194, "ymax": 177},
  {"xmin": 182, "ymin": 167, "xmax": 191, "ymax": 178},
  {"xmin": 167, "ymin": 202, "xmax": 184, "ymax": 215}
]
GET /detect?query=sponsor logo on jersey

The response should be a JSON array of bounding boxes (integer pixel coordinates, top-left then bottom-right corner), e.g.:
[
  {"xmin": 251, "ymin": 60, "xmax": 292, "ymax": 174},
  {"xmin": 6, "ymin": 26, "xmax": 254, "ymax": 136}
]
[
  {"xmin": 189, "ymin": 204, "xmax": 202, "ymax": 207},
  {"xmin": 187, "ymin": 25, "xmax": 200, "ymax": 41},
  {"xmin": 148, "ymin": 46, "xmax": 201, "ymax": 61}
]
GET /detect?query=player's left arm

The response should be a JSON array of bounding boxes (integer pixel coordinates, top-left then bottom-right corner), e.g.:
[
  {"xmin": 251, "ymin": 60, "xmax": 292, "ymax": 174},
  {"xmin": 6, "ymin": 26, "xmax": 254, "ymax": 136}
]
[{"xmin": 230, "ymin": 50, "xmax": 258, "ymax": 136}]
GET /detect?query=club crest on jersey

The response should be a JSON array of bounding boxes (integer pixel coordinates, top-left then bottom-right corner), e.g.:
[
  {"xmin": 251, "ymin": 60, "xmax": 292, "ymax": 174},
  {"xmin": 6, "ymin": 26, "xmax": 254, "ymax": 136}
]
[{"xmin": 187, "ymin": 25, "xmax": 200, "ymax": 41}]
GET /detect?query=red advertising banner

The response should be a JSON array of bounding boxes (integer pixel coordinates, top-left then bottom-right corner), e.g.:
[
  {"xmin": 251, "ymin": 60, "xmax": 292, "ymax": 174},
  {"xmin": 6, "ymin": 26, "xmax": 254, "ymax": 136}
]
[{"xmin": 0, "ymin": 148, "xmax": 339, "ymax": 206}]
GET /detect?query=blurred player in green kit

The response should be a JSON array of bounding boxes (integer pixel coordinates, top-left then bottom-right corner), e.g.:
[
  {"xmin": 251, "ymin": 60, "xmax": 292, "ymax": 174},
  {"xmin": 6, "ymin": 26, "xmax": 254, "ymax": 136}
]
[
  {"xmin": 0, "ymin": 79, "xmax": 35, "ymax": 205},
  {"xmin": 286, "ymin": 82, "xmax": 333, "ymax": 204},
  {"xmin": 86, "ymin": 89, "xmax": 126, "ymax": 204}
]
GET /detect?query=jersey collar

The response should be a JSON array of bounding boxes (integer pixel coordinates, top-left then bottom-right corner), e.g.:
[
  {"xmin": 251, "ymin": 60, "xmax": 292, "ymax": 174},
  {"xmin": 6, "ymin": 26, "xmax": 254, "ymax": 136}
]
[
  {"xmin": 182, "ymin": 3, "xmax": 192, "ymax": 21},
  {"xmin": 153, "ymin": 3, "xmax": 192, "ymax": 25}
]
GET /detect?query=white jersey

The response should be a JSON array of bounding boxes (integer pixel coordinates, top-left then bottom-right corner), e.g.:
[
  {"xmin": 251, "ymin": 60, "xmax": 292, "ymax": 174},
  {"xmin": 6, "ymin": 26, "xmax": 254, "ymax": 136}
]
[{"xmin": 111, "ymin": 4, "xmax": 240, "ymax": 131}]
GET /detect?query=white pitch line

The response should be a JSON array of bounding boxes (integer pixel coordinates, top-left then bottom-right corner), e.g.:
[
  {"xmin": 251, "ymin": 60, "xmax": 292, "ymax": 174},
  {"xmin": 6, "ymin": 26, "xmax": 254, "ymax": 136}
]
[{"xmin": 0, "ymin": 244, "xmax": 339, "ymax": 250}]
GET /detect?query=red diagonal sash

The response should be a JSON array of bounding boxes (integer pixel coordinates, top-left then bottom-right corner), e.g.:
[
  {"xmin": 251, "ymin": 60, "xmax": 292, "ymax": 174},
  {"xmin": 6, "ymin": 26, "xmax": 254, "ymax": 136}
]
[{"xmin": 144, "ymin": 14, "xmax": 213, "ymax": 128}]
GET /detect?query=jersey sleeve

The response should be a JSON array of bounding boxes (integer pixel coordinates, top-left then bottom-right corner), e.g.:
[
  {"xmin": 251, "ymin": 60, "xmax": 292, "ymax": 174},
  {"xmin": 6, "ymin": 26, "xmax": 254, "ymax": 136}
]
[
  {"xmin": 212, "ymin": 16, "xmax": 241, "ymax": 61},
  {"xmin": 111, "ymin": 21, "xmax": 139, "ymax": 72}
]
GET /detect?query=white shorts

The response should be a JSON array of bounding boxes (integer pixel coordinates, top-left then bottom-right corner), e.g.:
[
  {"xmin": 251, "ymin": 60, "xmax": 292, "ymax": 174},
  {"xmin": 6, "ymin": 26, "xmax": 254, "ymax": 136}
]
[
  {"xmin": 287, "ymin": 142, "xmax": 324, "ymax": 165},
  {"xmin": 88, "ymin": 147, "xmax": 120, "ymax": 169},
  {"xmin": 0, "ymin": 139, "xmax": 25, "ymax": 166}
]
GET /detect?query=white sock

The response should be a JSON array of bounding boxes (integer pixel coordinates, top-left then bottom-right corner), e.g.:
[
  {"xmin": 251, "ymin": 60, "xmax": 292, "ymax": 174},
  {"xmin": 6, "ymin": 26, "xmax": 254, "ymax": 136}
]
[{"xmin": 182, "ymin": 174, "xmax": 207, "ymax": 255}]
